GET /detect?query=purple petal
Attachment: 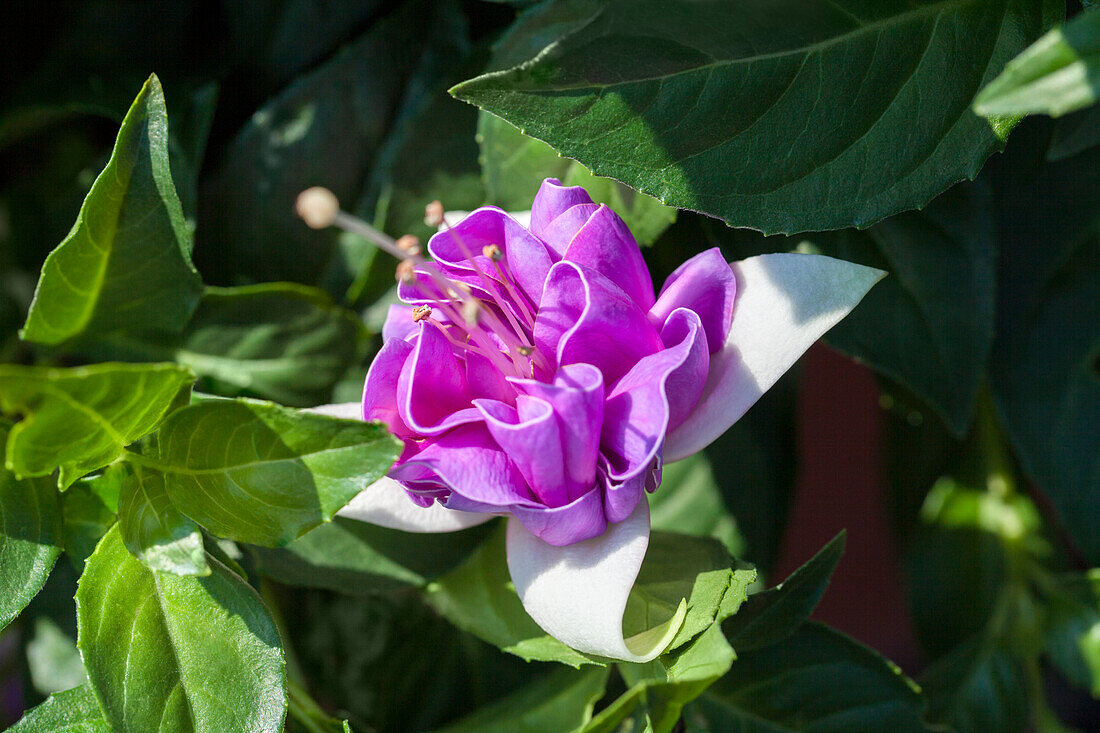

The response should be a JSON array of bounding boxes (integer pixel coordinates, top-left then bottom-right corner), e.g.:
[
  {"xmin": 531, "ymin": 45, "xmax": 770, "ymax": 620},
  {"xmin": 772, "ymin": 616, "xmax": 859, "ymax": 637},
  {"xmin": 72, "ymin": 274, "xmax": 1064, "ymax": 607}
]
[
  {"xmin": 599, "ymin": 309, "xmax": 707, "ymax": 521},
  {"xmin": 391, "ymin": 424, "xmax": 533, "ymax": 507},
  {"xmin": 510, "ymin": 363, "xmax": 605, "ymax": 504},
  {"xmin": 534, "ymin": 261, "xmax": 663, "ymax": 385},
  {"xmin": 466, "ymin": 350, "xmax": 516, "ymax": 404},
  {"xmin": 426, "ymin": 207, "xmax": 554, "ymax": 306},
  {"xmin": 530, "ymin": 178, "xmax": 595, "ymax": 245},
  {"xmin": 396, "ymin": 322, "xmax": 480, "ymax": 436},
  {"xmin": 362, "ymin": 338, "xmax": 415, "ymax": 438},
  {"xmin": 474, "ymin": 396, "xmax": 568, "ymax": 508},
  {"xmin": 563, "ymin": 205, "xmax": 655, "ymax": 310},
  {"xmin": 381, "ymin": 304, "xmax": 419, "ymax": 343},
  {"xmin": 650, "ymin": 248, "xmax": 736, "ymax": 354},
  {"xmin": 537, "ymin": 203, "xmax": 600, "ymax": 257},
  {"xmin": 507, "ymin": 488, "xmax": 606, "ymax": 546}
]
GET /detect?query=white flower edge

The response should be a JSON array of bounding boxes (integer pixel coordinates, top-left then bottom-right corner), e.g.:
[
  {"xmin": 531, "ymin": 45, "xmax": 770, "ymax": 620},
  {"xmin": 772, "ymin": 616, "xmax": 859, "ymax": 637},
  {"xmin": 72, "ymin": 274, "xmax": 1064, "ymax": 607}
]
[
  {"xmin": 665, "ymin": 252, "xmax": 885, "ymax": 461},
  {"xmin": 312, "ymin": 252, "xmax": 884, "ymax": 662}
]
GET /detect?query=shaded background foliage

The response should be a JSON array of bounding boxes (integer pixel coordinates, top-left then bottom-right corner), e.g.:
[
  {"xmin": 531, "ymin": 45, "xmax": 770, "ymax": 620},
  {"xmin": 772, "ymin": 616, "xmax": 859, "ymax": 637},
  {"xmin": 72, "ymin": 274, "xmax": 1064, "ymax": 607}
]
[{"xmin": 0, "ymin": 0, "xmax": 1098, "ymax": 731}]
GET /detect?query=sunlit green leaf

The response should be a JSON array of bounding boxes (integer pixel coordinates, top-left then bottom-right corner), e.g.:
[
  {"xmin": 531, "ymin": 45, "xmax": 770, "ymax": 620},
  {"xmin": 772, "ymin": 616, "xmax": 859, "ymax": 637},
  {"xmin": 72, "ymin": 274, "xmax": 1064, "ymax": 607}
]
[
  {"xmin": 7, "ymin": 682, "xmax": 110, "ymax": 733},
  {"xmin": 76, "ymin": 526, "xmax": 286, "ymax": 733},
  {"xmin": 117, "ymin": 463, "xmax": 208, "ymax": 576},
  {"xmin": 21, "ymin": 74, "xmax": 202, "ymax": 346}
]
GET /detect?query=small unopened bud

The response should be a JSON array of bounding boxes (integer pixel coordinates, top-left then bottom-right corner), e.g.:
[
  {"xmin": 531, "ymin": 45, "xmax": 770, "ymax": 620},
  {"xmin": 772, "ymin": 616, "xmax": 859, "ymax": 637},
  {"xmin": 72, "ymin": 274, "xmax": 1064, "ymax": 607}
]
[
  {"xmin": 425, "ymin": 200, "xmax": 445, "ymax": 227},
  {"xmin": 412, "ymin": 305, "xmax": 432, "ymax": 323},
  {"xmin": 395, "ymin": 260, "xmax": 416, "ymax": 283},
  {"xmin": 296, "ymin": 187, "xmax": 340, "ymax": 229},
  {"xmin": 462, "ymin": 299, "xmax": 480, "ymax": 326},
  {"xmin": 517, "ymin": 345, "xmax": 534, "ymax": 357},
  {"xmin": 482, "ymin": 244, "xmax": 503, "ymax": 262},
  {"xmin": 396, "ymin": 235, "xmax": 421, "ymax": 257}
]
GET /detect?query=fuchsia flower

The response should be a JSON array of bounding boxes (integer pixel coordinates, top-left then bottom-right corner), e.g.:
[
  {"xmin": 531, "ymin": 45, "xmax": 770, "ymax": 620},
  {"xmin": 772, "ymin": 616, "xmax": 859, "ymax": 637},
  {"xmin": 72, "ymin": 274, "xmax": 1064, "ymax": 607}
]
[{"xmin": 314, "ymin": 179, "xmax": 883, "ymax": 662}]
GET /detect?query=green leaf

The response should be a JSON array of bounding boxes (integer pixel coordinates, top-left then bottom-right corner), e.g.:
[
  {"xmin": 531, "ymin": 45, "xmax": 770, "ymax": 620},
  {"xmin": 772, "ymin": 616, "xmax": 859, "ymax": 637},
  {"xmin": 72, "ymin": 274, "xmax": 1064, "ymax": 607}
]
[
  {"xmin": 7, "ymin": 682, "xmax": 110, "ymax": 733},
  {"xmin": 1042, "ymin": 570, "xmax": 1100, "ymax": 696},
  {"xmin": 61, "ymin": 471, "xmax": 120, "ymax": 569},
  {"xmin": 812, "ymin": 181, "xmax": 997, "ymax": 436},
  {"xmin": 27, "ymin": 617, "xmax": 87, "ymax": 696},
  {"xmin": 426, "ymin": 526, "xmax": 754, "ymax": 667},
  {"xmin": 723, "ymin": 532, "xmax": 845, "ymax": 652},
  {"xmin": 454, "ymin": 0, "xmax": 1060, "ymax": 233},
  {"xmin": 648, "ymin": 452, "xmax": 744, "ymax": 557},
  {"xmin": 688, "ymin": 623, "xmax": 933, "ymax": 732},
  {"xmin": 100, "ymin": 283, "xmax": 365, "ymax": 407},
  {"xmin": 431, "ymin": 666, "xmax": 610, "ymax": 733},
  {"xmin": 130, "ymin": 399, "xmax": 402, "ymax": 546},
  {"xmin": 0, "ymin": 362, "xmax": 194, "ymax": 488},
  {"xmin": 975, "ymin": 7, "xmax": 1100, "ymax": 118},
  {"xmin": 990, "ymin": 230, "xmax": 1100, "ymax": 561},
  {"xmin": 478, "ymin": 112, "xmax": 676, "ymax": 244},
  {"xmin": 920, "ymin": 634, "xmax": 1028, "ymax": 733},
  {"xmin": 21, "ymin": 75, "xmax": 202, "ymax": 345},
  {"xmin": 76, "ymin": 525, "xmax": 286, "ymax": 733},
  {"xmin": 251, "ymin": 515, "xmax": 494, "ymax": 591},
  {"xmin": 0, "ymin": 421, "xmax": 63, "ymax": 631},
  {"xmin": 117, "ymin": 463, "xmax": 208, "ymax": 576},
  {"xmin": 1048, "ymin": 104, "xmax": 1100, "ymax": 159},
  {"xmin": 199, "ymin": 0, "xmax": 469, "ymax": 285}
]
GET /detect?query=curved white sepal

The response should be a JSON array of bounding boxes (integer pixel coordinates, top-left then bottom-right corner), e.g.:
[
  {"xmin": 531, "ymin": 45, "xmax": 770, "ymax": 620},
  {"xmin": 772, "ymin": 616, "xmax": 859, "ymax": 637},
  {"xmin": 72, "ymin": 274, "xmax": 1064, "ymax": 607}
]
[
  {"xmin": 305, "ymin": 401, "xmax": 363, "ymax": 420},
  {"xmin": 306, "ymin": 404, "xmax": 493, "ymax": 533},
  {"xmin": 665, "ymin": 253, "xmax": 884, "ymax": 462},
  {"xmin": 338, "ymin": 477, "xmax": 494, "ymax": 533},
  {"xmin": 506, "ymin": 500, "xmax": 685, "ymax": 662}
]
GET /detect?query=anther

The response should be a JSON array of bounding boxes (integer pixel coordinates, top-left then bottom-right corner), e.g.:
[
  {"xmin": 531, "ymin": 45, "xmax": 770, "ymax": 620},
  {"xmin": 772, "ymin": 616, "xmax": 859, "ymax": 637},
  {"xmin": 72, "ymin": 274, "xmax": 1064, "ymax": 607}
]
[
  {"xmin": 412, "ymin": 305, "xmax": 433, "ymax": 323},
  {"xmin": 517, "ymin": 345, "xmax": 534, "ymax": 357},
  {"xmin": 425, "ymin": 200, "xmax": 445, "ymax": 228},
  {"xmin": 296, "ymin": 187, "xmax": 340, "ymax": 229},
  {"xmin": 395, "ymin": 260, "xmax": 416, "ymax": 283},
  {"xmin": 482, "ymin": 244, "xmax": 503, "ymax": 262},
  {"xmin": 462, "ymin": 300, "xmax": 480, "ymax": 326},
  {"xmin": 396, "ymin": 235, "xmax": 421, "ymax": 257}
]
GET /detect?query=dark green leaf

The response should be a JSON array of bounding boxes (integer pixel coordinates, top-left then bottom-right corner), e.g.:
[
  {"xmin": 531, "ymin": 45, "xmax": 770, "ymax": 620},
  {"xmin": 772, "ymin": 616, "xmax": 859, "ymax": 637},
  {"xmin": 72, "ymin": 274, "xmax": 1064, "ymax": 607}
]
[
  {"xmin": 688, "ymin": 623, "xmax": 933, "ymax": 732},
  {"xmin": 814, "ymin": 182, "xmax": 997, "ymax": 435},
  {"xmin": 100, "ymin": 283, "xmax": 365, "ymax": 407},
  {"xmin": 130, "ymin": 399, "xmax": 402, "ymax": 546},
  {"xmin": 21, "ymin": 75, "xmax": 202, "ymax": 345},
  {"xmin": 431, "ymin": 666, "xmax": 609, "ymax": 733},
  {"xmin": 118, "ymin": 463, "xmax": 208, "ymax": 576},
  {"xmin": 454, "ymin": 0, "xmax": 1059, "ymax": 233},
  {"xmin": 199, "ymin": 1, "xmax": 469, "ymax": 284},
  {"xmin": 648, "ymin": 453, "xmax": 744, "ymax": 557},
  {"xmin": 76, "ymin": 525, "xmax": 286, "ymax": 733},
  {"xmin": 252, "ymin": 515, "xmax": 494, "ymax": 591},
  {"xmin": 478, "ymin": 112, "xmax": 676, "ymax": 244},
  {"xmin": 1048, "ymin": 103, "xmax": 1100, "ymax": 159},
  {"xmin": 7, "ymin": 682, "xmax": 110, "ymax": 733},
  {"xmin": 920, "ymin": 634, "xmax": 1028, "ymax": 733},
  {"xmin": 0, "ymin": 420, "xmax": 62, "ymax": 631},
  {"xmin": 1042, "ymin": 570, "xmax": 1100, "ymax": 696},
  {"xmin": 27, "ymin": 617, "xmax": 87, "ymax": 696},
  {"xmin": 975, "ymin": 7, "xmax": 1100, "ymax": 118},
  {"xmin": 0, "ymin": 362, "xmax": 194, "ymax": 488},
  {"xmin": 723, "ymin": 532, "xmax": 845, "ymax": 652},
  {"xmin": 991, "ymin": 231, "xmax": 1100, "ymax": 561}
]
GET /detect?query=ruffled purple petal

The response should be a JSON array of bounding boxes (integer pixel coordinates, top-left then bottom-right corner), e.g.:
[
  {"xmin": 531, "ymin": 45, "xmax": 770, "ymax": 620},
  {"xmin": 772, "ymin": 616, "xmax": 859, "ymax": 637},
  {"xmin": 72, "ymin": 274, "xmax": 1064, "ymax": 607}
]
[
  {"xmin": 426, "ymin": 207, "xmax": 554, "ymax": 306},
  {"xmin": 510, "ymin": 363, "xmax": 604, "ymax": 503},
  {"xmin": 474, "ymin": 396, "xmax": 568, "ymax": 508},
  {"xmin": 534, "ymin": 261, "xmax": 663, "ymax": 385},
  {"xmin": 530, "ymin": 178, "xmax": 595, "ymax": 247},
  {"xmin": 391, "ymin": 423, "xmax": 533, "ymax": 507},
  {"xmin": 650, "ymin": 247, "xmax": 736, "ymax": 354},
  {"xmin": 563, "ymin": 205, "xmax": 655, "ymax": 310},
  {"xmin": 466, "ymin": 350, "xmax": 517, "ymax": 404},
  {"xmin": 362, "ymin": 338, "xmax": 415, "ymax": 438},
  {"xmin": 537, "ymin": 203, "xmax": 600, "ymax": 257},
  {"xmin": 396, "ymin": 322, "xmax": 480, "ymax": 436},
  {"xmin": 599, "ymin": 309, "xmax": 707, "ymax": 522},
  {"xmin": 381, "ymin": 304, "xmax": 419, "ymax": 343},
  {"xmin": 506, "ymin": 489, "xmax": 606, "ymax": 546}
]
